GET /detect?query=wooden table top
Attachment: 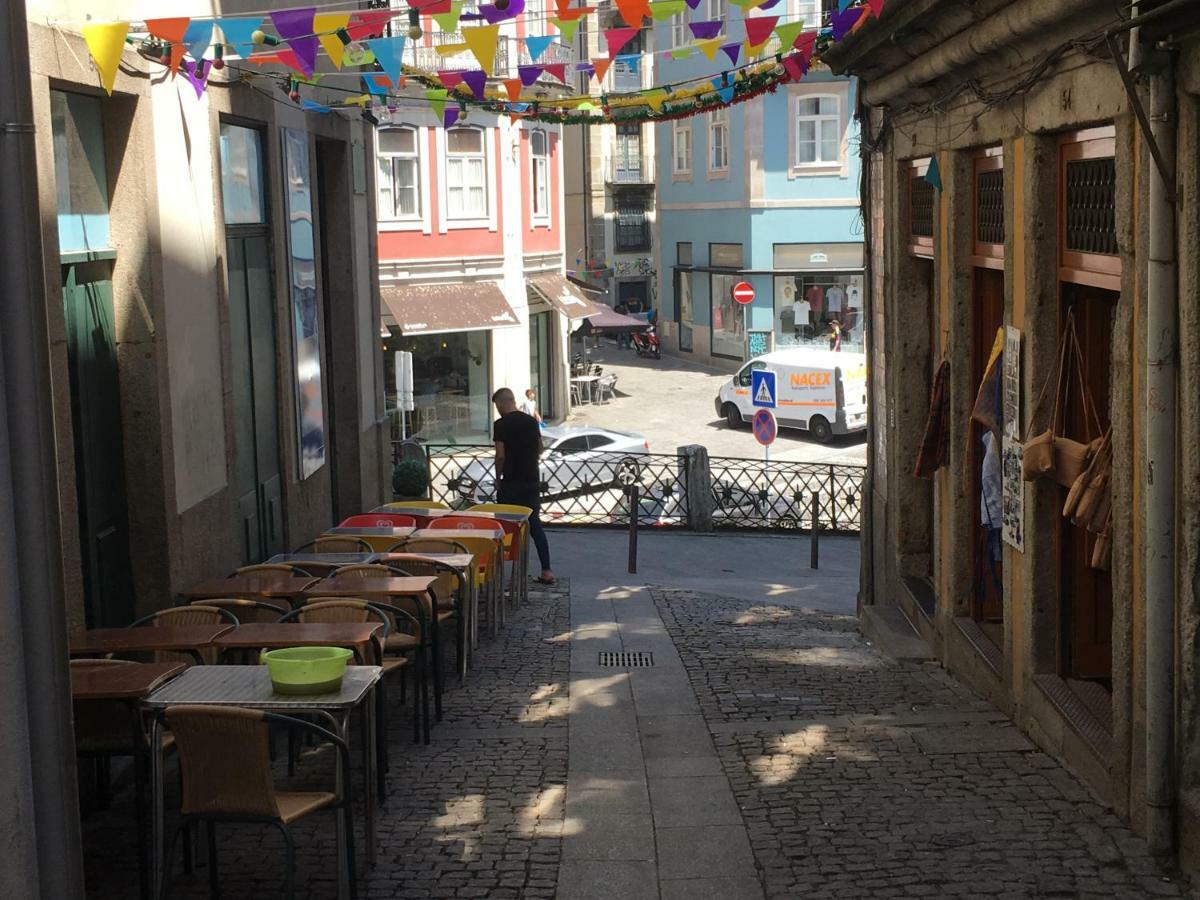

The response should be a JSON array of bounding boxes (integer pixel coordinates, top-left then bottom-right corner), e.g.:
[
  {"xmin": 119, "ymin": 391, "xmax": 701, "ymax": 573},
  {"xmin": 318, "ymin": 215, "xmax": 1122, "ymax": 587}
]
[
  {"xmin": 71, "ymin": 662, "xmax": 188, "ymax": 701},
  {"xmin": 308, "ymin": 575, "xmax": 436, "ymax": 599},
  {"xmin": 212, "ymin": 622, "xmax": 382, "ymax": 650},
  {"xmin": 69, "ymin": 625, "xmax": 235, "ymax": 656},
  {"xmin": 180, "ymin": 574, "xmax": 319, "ymax": 600}
]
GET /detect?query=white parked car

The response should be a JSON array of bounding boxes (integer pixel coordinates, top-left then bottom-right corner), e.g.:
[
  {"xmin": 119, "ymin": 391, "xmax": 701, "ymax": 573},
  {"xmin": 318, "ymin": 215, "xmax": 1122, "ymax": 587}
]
[{"xmin": 449, "ymin": 425, "xmax": 649, "ymax": 505}]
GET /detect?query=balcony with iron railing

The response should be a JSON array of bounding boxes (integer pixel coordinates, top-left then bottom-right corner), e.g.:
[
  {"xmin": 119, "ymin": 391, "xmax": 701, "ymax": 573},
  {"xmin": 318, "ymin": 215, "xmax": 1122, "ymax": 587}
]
[
  {"xmin": 409, "ymin": 33, "xmax": 575, "ymax": 82},
  {"xmin": 606, "ymin": 153, "xmax": 656, "ymax": 185}
]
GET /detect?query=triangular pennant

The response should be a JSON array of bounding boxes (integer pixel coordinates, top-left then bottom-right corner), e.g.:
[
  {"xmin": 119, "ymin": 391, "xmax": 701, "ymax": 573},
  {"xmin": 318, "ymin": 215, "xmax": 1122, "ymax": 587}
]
[
  {"xmin": 518, "ymin": 64, "xmax": 544, "ymax": 86},
  {"xmin": 650, "ymin": 0, "xmax": 686, "ymax": 21},
  {"xmin": 743, "ymin": 15, "xmax": 778, "ymax": 50},
  {"xmin": 837, "ymin": 0, "xmax": 853, "ymax": 9},
  {"xmin": 684, "ymin": 0, "xmax": 703, "ymax": 9},
  {"xmin": 436, "ymin": 42, "xmax": 469, "ymax": 56},
  {"xmin": 181, "ymin": 58, "xmax": 211, "ymax": 98},
  {"xmin": 711, "ymin": 78, "xmax": 735, "ymax": 104},
  {"xmin": 276, "ymin": 48, "xmax": 314, "ymax": 77},
  {"xmin": 773, "ymin": 20, "xmax": 806, "ymax": 51},
  {"xmin": 794, "ymin": 30, "xmax": 817, "ymax": 67},
  {"xmin": 82, "ymin": 23, "xmax": 129, "ymax": 95},
  {"xmin": 433, "ymin": 0, "xmax": 465, "ymax": 32},
  {"xmin": 670, "ymin": 46, "xmax": 693, "ymax": 59},
  {"xmin": 924, "ymin": 154, "xmax": 943, "ymax": 191},
  {"xmin": 271, "ymin": 8, "xmax": 317, "ymax": 76},
  {"xmin": 462, "ymin": 24, "xmax": 500, "ymax": 75},
  {"xmin": 604, "ymin": 26, "xmax": 639, "ymax": 58},
  {"xmin": 425, "ymin": 88, "xmax": 449, "ymax": 119},
  {"xmin": 301, "ymin": 99, "xmax": 331, "ymax": 113},
  {"xmin": 615, "ymin": 0, "xmax": 650, "ymax": 27},
  {"xmin": 182, "ymin": 20, "xmax": 213, "ymax": 60},
  {"xmin": 168, "ymin": 43, "xmax": 186, "ymax": 75},
  {"xmin": 363, "ymin": 74, "xmax": 389, "ymax": 95},
  {"xmin": 757, "ymin": 0, "xmax": 782, "ymax": 8},
  {"xmin": 554, "ymin": 5, "xmax": 595, "ymax": 21},
  {"xmin": 213, "ymin": 17, "xmax": 262, "ymax": 52},
  {"xmin": 617, "ymin": 54, "xmax": 640, "ymax": 73},
  {"xmin": 831, "ymin": 6, "xmax": 866, "ymax": 41},
  {"xmin": 504, "ymin": 78, "xmax": 523, "ymax": 102},
  {"xmin": 364, "ymin": 36, "xmax": 406, "ymax": 86},
  {"xmin": 575, "ymin": 61, "xmax": 595, "ymax": 74},
  {"xmin": 146, "ymin": 17, "xmax": 189, "ymax": 43},
  {"xmin": 643, "ymin": 88, "xmax": 669, "ymax": 112},
  {"xmin": 720, "ymin": 42, "xmax": 741, "ymax": 65},
  {"xmin": 346, "ymin": 10, "xmax": 393, "ymax": 41},
  {"xmin": 462, "ymin": 69, "xmax": 487, "ymax": 98},
  {"xmin": 694, "ymin": 37, "xmax": 722, "ymax": 60},
  {"xmin": 343, "ymin": 94, "xmax": 372, "ymax": 107},
  {"xmin": 525, "ymin": 35, "xmax": 557, "ymax": 61},
  {"xmin": 549, "ymin": 18, "xmax": 581, "ymax": 42},
  {"xmin": 780, "ymin": 52, "xmax": 806, "ymax": 82},
  {"xmin": 444, "ymin": 106, "xmax": 461, "ymax": 128},
  {"xmin": 244, "ymin": 52, "xmax": 282, "ymax": 66},
  {"xmin": 689, "ymin": 20, "xmax": 722, "ymax": 40},
  {"xmin": 591, "ymin": 57, "xmax": 613, "ymax": 82},
  {"xmin": 313, "ymin": 13, "xmax": 351, "ymax": 68},
  {"xmin": 543, "ymin": 62, "xmax": 567, "ymax": 81},
  {"xmin": 438, "ymin": 70, "xmax": 465, "ymax": 89},
  {"xmin": 867, "ymin": 0, "xmax": 886, "ymax": 16}
]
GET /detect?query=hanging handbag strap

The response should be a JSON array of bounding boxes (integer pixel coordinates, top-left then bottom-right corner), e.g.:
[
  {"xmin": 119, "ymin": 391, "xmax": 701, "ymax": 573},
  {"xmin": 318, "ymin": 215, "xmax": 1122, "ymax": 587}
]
[
  {"xmin": 1065, "ymin": 316, "xmax": 1103, "ymax": 441},
  {"xmin": 1024, "ymin": 312, "xmax": 1073, "ymax": 442}
]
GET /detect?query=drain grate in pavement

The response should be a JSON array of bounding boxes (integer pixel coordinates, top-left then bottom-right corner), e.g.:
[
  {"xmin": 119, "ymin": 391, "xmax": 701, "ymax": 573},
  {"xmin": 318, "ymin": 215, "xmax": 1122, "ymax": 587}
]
[{"xmin": 598, "ymin": 651, "xmax": 655, "ymax": 668}]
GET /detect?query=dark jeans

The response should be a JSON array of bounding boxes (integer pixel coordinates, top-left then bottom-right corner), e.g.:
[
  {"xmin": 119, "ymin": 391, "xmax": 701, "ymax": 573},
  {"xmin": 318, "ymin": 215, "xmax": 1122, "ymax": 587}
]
[{"xmin": 497, "ymin": 481, "xmax": 550, "ymax": 573}]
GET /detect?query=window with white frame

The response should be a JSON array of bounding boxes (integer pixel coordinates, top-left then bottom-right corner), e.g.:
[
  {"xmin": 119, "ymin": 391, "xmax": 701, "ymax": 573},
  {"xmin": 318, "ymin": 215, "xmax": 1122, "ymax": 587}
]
[
  {"xmin": 672, "ymin": 120, "xmax": 692, "ymax": 175},
  {"xmin": 530, "ymin": 128, "xmax": 549, "ymax": 219},
  {"xmin": 706, "ymin": 0, "xmax": 727, "ymax": 23},
  {"xmin": 445, "ymin": 127, "xmax": 488, "ymax": 219},
  {"xmin": 377, "ymin": 127, "xmax": 420, "ymax": 220},
  {"xmin": 794, "ymin": 94, "xmax": 840, "ymax": 166},
  {"xmin": 794, "ymin": 0, "xmax": 836, "ymax": 28},
  {"xmin": 708, "ymin": 108, "xmax": 729, "ymax": 173},
  {"xmin": 670, "ymin": 9, "xmax": 688, "ymax": 48}
]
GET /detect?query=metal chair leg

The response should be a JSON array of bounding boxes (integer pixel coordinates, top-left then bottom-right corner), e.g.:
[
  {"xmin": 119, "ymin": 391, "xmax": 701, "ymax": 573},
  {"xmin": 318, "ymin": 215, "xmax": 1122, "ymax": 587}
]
[
  {"xmin": 342, "ymin": 803, "xmax": 358, "ymax": 900},
  {"xmin": 281, "ymin": 824, "xmax": 296, "ymax": 900},
  {"xmin": 159, "ymin": 822, "xmax": 184, "ymax": 900},
  {"xmin": 206, "ymin": 821, "xmax": 219, "ymax": 900}
]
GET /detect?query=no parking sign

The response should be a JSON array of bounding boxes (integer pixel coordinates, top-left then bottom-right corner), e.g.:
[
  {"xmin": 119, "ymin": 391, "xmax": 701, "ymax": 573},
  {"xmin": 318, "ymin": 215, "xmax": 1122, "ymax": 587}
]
[{"xmin": 753, "ymin": 409, "xmax": 777, "ymax": 447}]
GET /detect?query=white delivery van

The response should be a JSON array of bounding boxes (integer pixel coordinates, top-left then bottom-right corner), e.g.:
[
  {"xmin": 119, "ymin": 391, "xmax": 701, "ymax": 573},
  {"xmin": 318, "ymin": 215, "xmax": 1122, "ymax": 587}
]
[{"xmin": 715, "ymin": 349, "xmax": 868, "ymax": 442}]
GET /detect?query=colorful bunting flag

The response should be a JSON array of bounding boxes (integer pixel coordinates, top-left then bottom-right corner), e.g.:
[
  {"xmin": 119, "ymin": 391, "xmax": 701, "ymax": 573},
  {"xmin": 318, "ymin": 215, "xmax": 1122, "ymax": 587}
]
[
  {"xmin": 924, "ymin": 154, "xmax": 943, "ymax": 191},
  {"xmin": 276, "ymin": 48, "xmax": 314, "ymax": 77},
  {"xmin": 604, "ymin": 26, "xmax": 639, "ymax": 58},
  {"xmin": 213, "ymin": 17, "xmax": 261, "ymax": 52},
  {"xmin": 617, "ymin": 54, "xmax": 640, "ymax": 73},
  {"xmin": 773, "ymin": 20, "xmax": 806, "ymax": 51},
  {"xmin": 575, "ymin": 61, "xmax": 595, "ymax": 74},
  {"xmin": 425, "ymin": 88, "xmax": 449, "ymax": 119},
  {"xmin": 182, "ymin": 20, "xmax": 213, "ymax": 60},
  {"xmin": 302, "ymin": 99, "xmax": 331, "ymax": 113},
  {"xmin": 480, "ymin": 0, "xmax": 525, "ymax": 24},
  {"xmin": 650, "ymin": 0, "xmax": 686, "ymax": 21},
  {"xmin": 711, "ymin": 78, "xmax": 734, "ymax": 104},
  {"xmin": 689, "ymin": 20, "xmax": 722, "ymax": 40},
  {"xmin": 643, "ymin": 88, "xmax": 668, "ymax": 112},
  {"xmin": 592, "ymin": 57, "xmax": 613, "ymax": 82},
  {"xmin": 744, "ymin": 15, "xmax": 778, "ymax": 51},
  {"xmin": 670, "ymin": 46, "xmax": 693, "ymax": 59},
  {"xmin": 82, "ymin": 22, "xmax": 129, "ymax": 95},
  {"xmin": 544, "ymin": 62, "xmax": 567, "ymax": 81},
  {"xmin": 549, "ymin": 18, "xmax": 582, "ymax": 41},
  {"xmin": 794, "ymin": 30, "xmax": 817, "ymax": 67},
  {"xmin": 433, "ymin": 0, "xmax": 465, "ymax": 32},
  {"xmin": 525, "ymin": 35, "xmax": 557, "ymax": 61},
  {"xmin": 145, "ymin": 18, "xmax": 188, "ymax": 74},
  {"xmin": 444, "ymin": 106, "xmax": 460, "ymax": 128},
  {"xmin": 363, "ymin": 74, "xmax": 389, "ymax": 95},
  {"xmin": 462, "ymin": 69, "xmax": 487, "ymax": 98},
  {"xmin": 693, "ymin": 37, "xmax": 723, "ymax": 60},
  {"xmin": 271, "ymin": 8, "xmax": 317, "ymax": 76},
  {"xmin": 684, "ymin": 0, "xmax": 703, "ymax": 9},
  {"xmin": 837, "ymin": 0, "xmax": 853, "ymax": 9},
  {"xmin": 462, "ymin": 24, "xmax": 500, "ymax": 75},
  {"xmin": 181, "ymin": 58, "xmax": 211, "ymax": 98},
  {"xmin": 780, "ymin": 51, "xmax": 806, "ymax": 82},
  {"xmin": 757, "ymin": 0, "xmax": 782, "ymax": 8},
  {"xmin": 720, "ymin": 42, "xmax": 741, "ymax": 65},
  {"xmin": 436, "ymin": 42, "xmax": 469, "ymax": 56},
  {"xmin": 615, "ymin": 0, "xmax": 650, "ymax": 27},
  {"xmin": 830, "ymin": 5, "xmax": 866, "ymax": 41},
  {"xmin": 439, "ymin": 70, "xmax": 465, "ymax": 89},
  {"xmin": 867, "ymin": 0, "xmax": 886, "ymax": 16},
  {"xmin": 313, "ymin": 13, "xmax": 351, "ymax": 68},
  {"xmin": 365, "ymin": 36, "xmax": 406, "ymax": 86},
  {"xmin": 346, "ymin": 9, "xmax": 392, "ymax": 41},
  {"xmin": 504, "ymin": 78, "xmax": 523, "ymax": 101},
  {"xmin": 518, "ymin": 64, "xmax": 544, "ymax": 86}
]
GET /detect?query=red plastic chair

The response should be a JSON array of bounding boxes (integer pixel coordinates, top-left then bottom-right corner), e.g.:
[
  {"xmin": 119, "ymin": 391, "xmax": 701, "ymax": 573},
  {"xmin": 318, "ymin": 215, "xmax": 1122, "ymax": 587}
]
[
  {"xmin": 426, "ymin": 516, "xmax": 505, "ymax": 535},
  {"xmin": 339, "ymin": 513, "xmax": 419, "ymax": 529}
]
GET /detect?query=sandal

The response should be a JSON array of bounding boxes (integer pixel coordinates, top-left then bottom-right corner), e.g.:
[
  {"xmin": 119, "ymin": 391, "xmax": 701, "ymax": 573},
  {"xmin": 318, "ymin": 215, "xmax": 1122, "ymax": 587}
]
[{"xmin": 533, "ymin": 575, "xmax": 557, "ymax": 585}]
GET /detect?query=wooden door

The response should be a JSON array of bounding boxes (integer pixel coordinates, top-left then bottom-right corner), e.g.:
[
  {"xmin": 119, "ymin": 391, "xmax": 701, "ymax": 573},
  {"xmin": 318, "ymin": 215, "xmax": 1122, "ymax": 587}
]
[
  {"xmin": 1060, "ymin": 284, "xmax": 1115, "ymax": 680},
  {"xmin": 971, "ymin": 266, "xmax": 1005, "ymax": 622},
  {"xmin": 63, "ymin": 262, "xmax": 134, "ymax": 627}
]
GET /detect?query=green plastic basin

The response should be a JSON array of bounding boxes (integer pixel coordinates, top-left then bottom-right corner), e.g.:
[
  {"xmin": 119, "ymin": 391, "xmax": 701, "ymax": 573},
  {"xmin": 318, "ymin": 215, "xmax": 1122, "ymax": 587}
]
[{"xmin": 262, "ymin": 646, "xmax": 353, "ymax": 694}]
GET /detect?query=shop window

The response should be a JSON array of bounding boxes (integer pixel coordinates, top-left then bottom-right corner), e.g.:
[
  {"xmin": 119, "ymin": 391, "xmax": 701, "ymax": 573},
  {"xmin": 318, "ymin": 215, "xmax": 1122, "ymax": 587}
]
[
  {"xmin": 709, "ymin": 243, "xmax": 744, "ymax": 360},
  {"xmin": 377, "ymin": 127, "xmax": 421, "ymax": 221},
  {"xmin": 772, "ymin": 272, "xmax": 864, "ymax": 351},
  {"xmin": 1058, "ymin": 128, "xmax": 1120, "ymax": 289},
  {"xmin": 389, "ymin": 330, "xmax": 492, "ymax": 443},
  {"xmin": 971, "ymin": 148, "xmax": 1004, "ymax": 269},
  {"xmin": 907, "ymin": 159, "xmax": 935, "ymax": 258}
]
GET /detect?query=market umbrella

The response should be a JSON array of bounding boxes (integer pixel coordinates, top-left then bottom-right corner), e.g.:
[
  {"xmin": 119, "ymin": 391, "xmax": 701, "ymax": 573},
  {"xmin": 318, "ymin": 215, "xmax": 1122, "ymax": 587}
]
[{"xmin": 575, "ymin": 305, "xmax": 650, "ymax": 334}]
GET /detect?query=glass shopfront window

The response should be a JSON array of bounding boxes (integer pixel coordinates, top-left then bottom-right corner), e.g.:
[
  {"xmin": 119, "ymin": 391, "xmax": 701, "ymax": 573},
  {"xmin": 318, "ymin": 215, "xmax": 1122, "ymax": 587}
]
[
  {"xmin": 709, "ymin": 243, "xmax": 743, "ymax": 360},
  {"xmin": 772, "ymin": 242, "xmax": 865, "ymax": 352},
  {"xmin": 388, "ymin": 331, "xmax": 491, "ymax": 443}
]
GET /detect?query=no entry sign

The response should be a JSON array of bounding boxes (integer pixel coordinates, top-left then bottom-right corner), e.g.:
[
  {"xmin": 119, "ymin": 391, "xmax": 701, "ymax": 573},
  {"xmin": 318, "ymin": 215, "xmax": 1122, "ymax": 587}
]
[
  {"xmin": 753, "ymin": 409, "xmax": 777, "ymax": 446},
  {"xmin": 732, "ymin": 281, "xmax": 755, "ymax": 305}
]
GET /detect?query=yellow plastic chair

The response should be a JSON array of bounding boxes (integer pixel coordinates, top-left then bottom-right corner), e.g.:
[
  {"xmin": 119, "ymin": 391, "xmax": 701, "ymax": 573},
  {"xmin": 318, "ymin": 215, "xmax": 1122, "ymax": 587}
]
[
  {"xmin": 379, "ymin": 500, "xmax": 449, "ymax": 511},
  {"xmin": 412, "ymin": 532, "xmax": 503, "ymax": 637},
  {"xmin": 469, "ymin": 504, "xmax": 533, "ymax": 605}
]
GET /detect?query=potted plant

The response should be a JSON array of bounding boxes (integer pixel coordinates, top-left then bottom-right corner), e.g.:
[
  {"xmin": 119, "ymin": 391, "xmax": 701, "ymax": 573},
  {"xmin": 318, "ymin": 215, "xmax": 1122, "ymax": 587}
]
[{"xmin": 392, "ymin": 458, "xmax": 430, "ymax": 501}]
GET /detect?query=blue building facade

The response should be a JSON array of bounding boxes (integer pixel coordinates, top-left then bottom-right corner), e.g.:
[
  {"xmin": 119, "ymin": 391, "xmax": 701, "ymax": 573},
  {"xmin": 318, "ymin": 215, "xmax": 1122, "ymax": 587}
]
[{"xmin": 653, "ymin": 8, "xmax": 863, "ymax": 367}]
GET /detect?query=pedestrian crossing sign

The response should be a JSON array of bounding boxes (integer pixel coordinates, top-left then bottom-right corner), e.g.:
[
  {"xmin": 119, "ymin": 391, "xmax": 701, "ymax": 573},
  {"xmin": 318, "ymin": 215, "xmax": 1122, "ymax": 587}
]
[{"xmin": 751, "ymin": 369, "xmax": 776, "ymax": 408}]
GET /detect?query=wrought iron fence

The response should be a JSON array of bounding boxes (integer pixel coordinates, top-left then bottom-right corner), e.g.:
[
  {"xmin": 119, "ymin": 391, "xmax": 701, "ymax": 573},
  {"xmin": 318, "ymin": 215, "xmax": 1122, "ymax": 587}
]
[
  {"xmin": 421, "ymin": 445, "xmax": 689, "ymax": 526},
  {"xmin": 395, "ymin": 443, "xmax": 866, "ymax": 533},
  {"xmin": 706, "ymin": 455, "xmax": 864, "ymax": 533}
]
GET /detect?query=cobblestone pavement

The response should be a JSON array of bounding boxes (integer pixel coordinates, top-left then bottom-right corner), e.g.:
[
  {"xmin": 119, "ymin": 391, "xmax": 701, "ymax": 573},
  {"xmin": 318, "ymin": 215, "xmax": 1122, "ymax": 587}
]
[
  {"xmin": 650, "ymin": 585, "xmax": 1194, "ymax": 899},
  {"xmin": 82, "ymin": 581, "xmax": 570, "ymax": 899}
]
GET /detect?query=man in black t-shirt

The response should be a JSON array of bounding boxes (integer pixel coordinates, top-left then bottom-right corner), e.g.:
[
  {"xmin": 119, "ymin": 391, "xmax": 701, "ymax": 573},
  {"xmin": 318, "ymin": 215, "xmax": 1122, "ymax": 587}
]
[{"xmin": 492, "ymin": 388, "xmax": 553, "ymax": 584}]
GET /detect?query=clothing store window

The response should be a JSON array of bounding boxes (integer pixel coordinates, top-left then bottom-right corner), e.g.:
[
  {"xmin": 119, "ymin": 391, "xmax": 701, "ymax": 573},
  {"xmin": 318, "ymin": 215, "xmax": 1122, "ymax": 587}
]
[
  {"xmin": 709, "ymin": 242, "xmax": 743, "ymax": 360},
  {"xmin": 771, "ymin": 243, "xmax": 865, "ymax": 351}
]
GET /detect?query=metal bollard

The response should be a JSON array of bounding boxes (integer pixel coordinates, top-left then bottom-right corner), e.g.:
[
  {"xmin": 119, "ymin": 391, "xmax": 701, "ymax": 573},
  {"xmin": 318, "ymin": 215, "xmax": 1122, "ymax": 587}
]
[
  {"xmin": 810, "ymin": 491, "xmax": 820, "ymax": 570},
  {"xmin": 628, "ymin": 483, "xmax": 640, "ymax": 574}
]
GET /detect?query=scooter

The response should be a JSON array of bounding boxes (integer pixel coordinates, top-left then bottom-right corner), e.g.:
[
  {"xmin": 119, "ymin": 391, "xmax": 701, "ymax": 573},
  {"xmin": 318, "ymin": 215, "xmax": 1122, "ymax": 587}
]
[{"xmin": 630, "ymin": 326, "xmax": 661, "ymax": 359}]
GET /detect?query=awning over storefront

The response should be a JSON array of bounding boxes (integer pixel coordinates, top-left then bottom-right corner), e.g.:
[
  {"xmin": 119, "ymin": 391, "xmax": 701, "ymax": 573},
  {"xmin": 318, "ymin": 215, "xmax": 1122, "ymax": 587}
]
[
  {"xmin": 380, "ymin": 281, "xmax": 519, "ymax": 336},
  {"xmin": 529, "ymin": 274, "xmax": 603, "ymax": 319}
]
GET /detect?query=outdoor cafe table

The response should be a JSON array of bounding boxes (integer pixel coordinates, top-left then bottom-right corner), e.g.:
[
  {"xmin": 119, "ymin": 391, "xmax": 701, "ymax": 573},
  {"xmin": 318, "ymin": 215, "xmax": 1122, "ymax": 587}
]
[
  {"xmin": 179, "ymin": 573, "xmax": 320, "ymax": 607},
  {"xmin": 72, "ymin": 661, "xmax": 186, "ymax": 900},
  {"xmin": 265, "ymin": 551, "xmax": 379, "ymax": 575},
  {"xmin": 376, "ymin": 506, "xmax": 532, "ymax": 524},
  {"xmin": 212, "ymin": 622, "xmax": 384, "ymax": 665},
  {"xmin": 69, "ymin": 625, "xmax": 234, "ymax": 664},
  {"xmin": 143, "ymin": 665, "xmax": 382, "ymax": 900},
  {"xmin": 322, "ymin": 525, "xmax": 416, "ymax": 551},
  {"xmin": 377, "ymin": 552, "xmax": 479, "ymax": 652}
]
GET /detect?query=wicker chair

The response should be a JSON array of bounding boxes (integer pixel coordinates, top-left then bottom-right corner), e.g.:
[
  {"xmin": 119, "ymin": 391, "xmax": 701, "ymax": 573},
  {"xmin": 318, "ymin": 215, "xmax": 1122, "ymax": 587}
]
[
  {"xmin": 187, "ymin": 597, "xmax": 288, "ymax": 623},
  {"xmin": 291, "ymin": 536, "xmax": 374, "ymax": 554},
  {"xmin": 229, "ymin": 563, "xmax": 314, "ymax": 578},
  {"xmin": 129, "ymin": 605, "xmax": 238, "ymax": 664},
  {"xmin": 159, "ymin": 705, "xmax": 356, "ymax": 900}
]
